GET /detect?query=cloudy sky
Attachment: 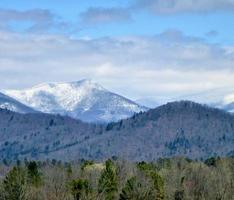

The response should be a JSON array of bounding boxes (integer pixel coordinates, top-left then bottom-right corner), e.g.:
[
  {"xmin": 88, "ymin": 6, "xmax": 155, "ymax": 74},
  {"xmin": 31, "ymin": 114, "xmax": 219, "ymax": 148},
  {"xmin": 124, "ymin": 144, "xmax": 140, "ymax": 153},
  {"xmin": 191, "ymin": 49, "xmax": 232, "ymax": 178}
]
[{"xmin": 0, "ymin": 0, "xmax": 234, "ymax": 103}]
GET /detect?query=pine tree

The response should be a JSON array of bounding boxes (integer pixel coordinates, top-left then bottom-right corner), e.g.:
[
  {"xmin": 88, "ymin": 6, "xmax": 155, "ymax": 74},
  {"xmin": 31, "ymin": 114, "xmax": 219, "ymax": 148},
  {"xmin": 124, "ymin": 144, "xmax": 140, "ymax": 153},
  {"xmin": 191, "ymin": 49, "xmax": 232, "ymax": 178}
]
[
  {"xmin": 120, "ymin": 177, "xmax": 152, "ymax": 200},
  {"xmin": 98, "ymin": 159, "xmax": 118, "ymax": 200},
  {"xmin": 150, "ymin": 171, "xmax": 165, "ymax": 200},
  {"xmin": 69, "ymin": 179, "xmax": 91, "ymax": 200},
  {"xmin": 3, "ymin": 166, "xmax": 27, "ymax": 200},
  {"xmin": 27, "ymin": 161, "xmax": 42, "ymax": 187},
  {"xmin": 137, "ymin": 162, "xmax": 165, "ymax": 200}
]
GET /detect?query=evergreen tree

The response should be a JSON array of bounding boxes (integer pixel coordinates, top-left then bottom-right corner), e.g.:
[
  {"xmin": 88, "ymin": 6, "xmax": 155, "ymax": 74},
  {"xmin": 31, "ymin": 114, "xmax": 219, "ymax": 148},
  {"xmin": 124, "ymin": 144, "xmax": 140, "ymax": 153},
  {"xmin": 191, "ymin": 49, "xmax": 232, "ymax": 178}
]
[
  {"xmin": 81, "ymin": 160, "xmax": 94, "ymax": 171},
  {"xmin": 137, "ymin": 162, "xmax": 165, "ymax": 200},
  {"xmin": 98, "ymin": 159, "xmax": 118, "ymax": 200},
  {"xmin": 2, "ymin": 166, "xmax": 27, "ymax": 200},
  {"xmin": 150, "ymin": 171, "xmax": 165, "ymax": 200},
  {"xmin": 120, "ymin": 176, "xmax": 155, "ymax": 200},
  {"xmin": 69, "ymin": 179, "xmax": 91, "ymax": 200},
  {"xmin": 27, "ymin": 161, "xmax": 42, "ymax": 187}
]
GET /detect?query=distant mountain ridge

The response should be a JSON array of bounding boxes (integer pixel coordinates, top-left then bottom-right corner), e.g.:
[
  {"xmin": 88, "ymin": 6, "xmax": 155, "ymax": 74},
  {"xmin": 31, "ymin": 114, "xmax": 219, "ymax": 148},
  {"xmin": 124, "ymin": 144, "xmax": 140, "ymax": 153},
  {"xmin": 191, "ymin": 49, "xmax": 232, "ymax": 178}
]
[
  {"xmin": 4, "ymin": 79, "xmax": 147, "ymax": 123},
  {"xmin": 0, "ymin": 92, "xmax": 36, "ymax": 113},
  {"xmin": 138, "ymin": 88, "xmax": 234, "ymax": 113},
  {"xmin": 0, "ymin": 101, "xmax": 233, "ymax": 161},
  {"xmin": 3, "ymin": 80, "xmax": 234, "ymax": 122}
]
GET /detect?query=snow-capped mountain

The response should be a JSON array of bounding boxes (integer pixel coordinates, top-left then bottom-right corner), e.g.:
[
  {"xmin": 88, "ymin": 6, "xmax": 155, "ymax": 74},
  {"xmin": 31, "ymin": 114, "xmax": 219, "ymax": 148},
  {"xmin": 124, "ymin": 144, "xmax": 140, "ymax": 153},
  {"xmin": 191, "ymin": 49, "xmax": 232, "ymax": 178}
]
[
  {"xmin": 4, "ymin": 79, "xmax": 147, "ymax": 123},
  {"xmin": 0, "ymin": 92, "xmax": 36, "ymax": 113}
]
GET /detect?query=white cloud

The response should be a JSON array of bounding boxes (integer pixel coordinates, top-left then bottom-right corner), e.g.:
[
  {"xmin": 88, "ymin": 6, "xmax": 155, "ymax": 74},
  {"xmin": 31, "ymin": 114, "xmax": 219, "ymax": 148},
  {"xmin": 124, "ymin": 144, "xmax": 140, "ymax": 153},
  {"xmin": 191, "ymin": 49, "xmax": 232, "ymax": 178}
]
[
  {"xmin": 0, "ymin": 9, "xmax": 69, "ymax": 33},
  {"xmin": 0, "ymin": 30, "xmax": 234, "ymax": 101},
  {"xmin": 80, "ymin": 7, "xmax": 132, "ymax": 25},
  {"xmin": 135, "ymin": 0, "xmax": 234, "ymax": 14}
]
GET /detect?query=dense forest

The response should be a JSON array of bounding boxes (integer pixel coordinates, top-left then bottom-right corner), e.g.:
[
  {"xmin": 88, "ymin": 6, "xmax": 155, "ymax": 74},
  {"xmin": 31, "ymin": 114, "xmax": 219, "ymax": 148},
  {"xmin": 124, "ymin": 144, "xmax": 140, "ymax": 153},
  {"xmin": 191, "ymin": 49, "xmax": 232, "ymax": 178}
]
[
  {"xmin": 0, "ymin": 157, "xmax": 233, "ymax": 200},
  {"xmin": 1, "ymin": 101, "xmax": 234, "ymax": 161}
]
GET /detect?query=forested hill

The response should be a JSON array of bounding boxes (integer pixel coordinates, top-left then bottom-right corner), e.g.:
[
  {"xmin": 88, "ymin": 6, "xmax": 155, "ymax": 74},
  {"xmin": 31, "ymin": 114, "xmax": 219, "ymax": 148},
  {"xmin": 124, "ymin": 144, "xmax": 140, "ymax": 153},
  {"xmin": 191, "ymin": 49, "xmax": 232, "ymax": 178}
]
[
  {"xmin": 0, "ymin": 101, "xmax": 234, "ymax": 161},
  {"xmin": 0, "ymin": 109, "xmax": 102, "ymax": 161}
]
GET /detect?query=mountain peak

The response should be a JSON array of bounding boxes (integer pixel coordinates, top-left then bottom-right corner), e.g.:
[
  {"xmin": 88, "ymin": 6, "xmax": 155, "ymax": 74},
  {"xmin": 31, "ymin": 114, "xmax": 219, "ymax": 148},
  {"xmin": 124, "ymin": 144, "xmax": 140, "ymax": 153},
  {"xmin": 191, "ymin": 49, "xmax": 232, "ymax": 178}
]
[
  {"xmin": 70, "ymin": 79, "xmax": 106, "ymax": 90},
  {"xmin": 29, "ymin": 79, "xmax": 105, "ymax": 92},
  {"xmin": 4, "ymin": 79, "xmax": 147, "ymax": 123}
]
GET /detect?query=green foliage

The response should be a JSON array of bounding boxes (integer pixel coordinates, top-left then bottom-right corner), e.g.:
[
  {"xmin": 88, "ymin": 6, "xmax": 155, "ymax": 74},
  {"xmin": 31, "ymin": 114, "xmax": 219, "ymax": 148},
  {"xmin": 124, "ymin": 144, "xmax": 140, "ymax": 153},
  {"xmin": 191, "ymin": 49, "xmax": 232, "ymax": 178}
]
[
  {"xmin": 204, "ymin": 157, "xmax": 218, "ymax": 167},
  {"xmin": 137, "ymin": 161, "xmax": 165, "ymax": 200},
  {"xmin": 81, "ymin": 160, "xmax": 94, "ymax": 171},
  {"xmin": 27, "ymin": 161, "xmax": 42, "ymax": 187},
  {"xmin": 156, "ymin": 158, "xmax": 171, "ymax": 170},
  {"xmin": 120, "ymin": 177, "xmax": 137, "ymax": 200},
  {"xmin": 137, "ymin": 161, "xmax": 155, "ymax": 171},
  {"xmin": 150, "ymin": 171, "xmax": 165, "ymax": 200},
  {"xmin": 2, "ymin": 166, "xmax": 27, "ymax": 200},
  {"xmin": 174, "ymin": 190, "xmax": 184, "ymax": 200},
  {"xmin": 69, "ymin": 179, "xmax": 91, "ymax": 200},
  {"xmin": 120, "ymin": 176, "xmax": 156, "ymax": 200},
  {"xmin": 98, "ymin": 159, "xmax": 118, "ymax": 200},
  {"xmin": 0, "ymin": 157, "xmax": 233, "ymax": 199}
]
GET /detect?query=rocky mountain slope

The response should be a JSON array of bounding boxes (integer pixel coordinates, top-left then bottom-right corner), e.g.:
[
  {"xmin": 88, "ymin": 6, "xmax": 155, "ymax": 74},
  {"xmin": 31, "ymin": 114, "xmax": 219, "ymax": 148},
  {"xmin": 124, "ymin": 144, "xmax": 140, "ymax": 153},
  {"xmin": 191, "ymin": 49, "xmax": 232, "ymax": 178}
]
[
  {"xmin": 0, "ymin": 101, "xmax": 233, "ymax": 161},
  {"xmin": 4, "ymin": 79, "xmax": 147, "ymax": 123}
]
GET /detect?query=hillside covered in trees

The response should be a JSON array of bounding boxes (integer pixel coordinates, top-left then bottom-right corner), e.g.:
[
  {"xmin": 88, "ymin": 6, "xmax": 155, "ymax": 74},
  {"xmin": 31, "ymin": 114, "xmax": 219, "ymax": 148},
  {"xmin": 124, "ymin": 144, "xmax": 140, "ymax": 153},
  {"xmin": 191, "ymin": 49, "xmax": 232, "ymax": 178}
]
[
  {"xmin": 0, "ymin": 157, "xmax": 233, "ymax": 200},
  {"xmin": 0, "ymin": 101, "xmax": 234, "ymax": 161}
]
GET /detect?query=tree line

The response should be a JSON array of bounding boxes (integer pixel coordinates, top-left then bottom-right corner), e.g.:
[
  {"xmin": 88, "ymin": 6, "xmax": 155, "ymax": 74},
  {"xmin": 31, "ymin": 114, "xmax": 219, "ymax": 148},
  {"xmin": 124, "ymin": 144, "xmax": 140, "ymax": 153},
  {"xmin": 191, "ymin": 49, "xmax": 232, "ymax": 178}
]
[{"xmin": 0, "ymin": 157, "xmax": 233, "ymax": 200}]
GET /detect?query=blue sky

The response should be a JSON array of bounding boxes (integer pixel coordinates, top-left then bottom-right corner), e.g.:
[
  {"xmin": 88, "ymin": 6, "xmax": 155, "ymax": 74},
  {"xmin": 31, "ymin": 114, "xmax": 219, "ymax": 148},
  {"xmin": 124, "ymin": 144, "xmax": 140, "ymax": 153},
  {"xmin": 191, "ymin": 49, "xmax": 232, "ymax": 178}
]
[
  {"xmin": 0, "ymin": 0, "xmax": 234, "ymax": 103},
  {"xmin": 0, "ymin": 0, "xmax": 233, "ymax": 43}
]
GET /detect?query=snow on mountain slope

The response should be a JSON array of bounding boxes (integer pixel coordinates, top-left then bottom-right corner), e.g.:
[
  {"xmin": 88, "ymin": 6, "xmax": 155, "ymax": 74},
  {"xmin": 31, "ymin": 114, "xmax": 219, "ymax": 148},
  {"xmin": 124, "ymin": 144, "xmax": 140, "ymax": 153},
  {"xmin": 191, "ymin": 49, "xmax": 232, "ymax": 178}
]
[
  {"xmin": 5, "ymin": 79, "xmax": 147, "ymax": 123},
  {"xmin": 0, "ymin": 92, "xmax": 36, "ymax": 113}
]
